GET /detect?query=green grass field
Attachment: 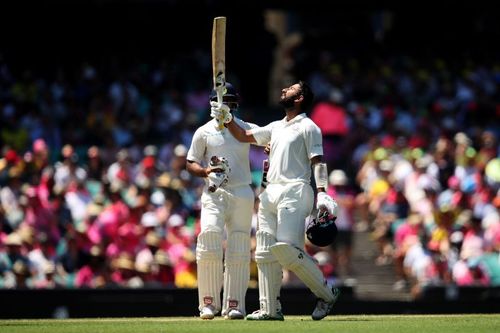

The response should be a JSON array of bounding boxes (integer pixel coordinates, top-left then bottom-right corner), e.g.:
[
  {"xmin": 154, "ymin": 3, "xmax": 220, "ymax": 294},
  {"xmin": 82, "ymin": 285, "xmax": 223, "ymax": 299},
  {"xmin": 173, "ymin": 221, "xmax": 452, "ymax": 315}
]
[{"xmin": 1, "ymin": 315, "xmax": 499, "ymax": 333}]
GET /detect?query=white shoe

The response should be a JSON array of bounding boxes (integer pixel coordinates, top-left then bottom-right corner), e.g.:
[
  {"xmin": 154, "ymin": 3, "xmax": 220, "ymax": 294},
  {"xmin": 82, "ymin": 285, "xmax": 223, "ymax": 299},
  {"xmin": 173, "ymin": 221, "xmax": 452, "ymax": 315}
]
[
  {"xmin": 311, "ymin": 287, "xmax": 340, "ymax": 320},
  {"xmin": 246, "ymin": 309, "xmax": 284, "ymax": 321},
  {"xmin": 200, "ymin": 305, "xmax": 216, "ymax": 320},
  {"xmin": 224, "ymin": 308, "xmax": 244, "ymax": 320}
]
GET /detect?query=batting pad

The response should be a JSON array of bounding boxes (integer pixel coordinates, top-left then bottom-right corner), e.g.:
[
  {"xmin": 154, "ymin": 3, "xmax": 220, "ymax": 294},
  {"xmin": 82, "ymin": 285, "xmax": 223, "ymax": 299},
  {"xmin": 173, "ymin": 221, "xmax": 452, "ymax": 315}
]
[
  {"xmin": 254, "ymin": 230, "xmax": 283, "ymax": 316},
  {"xmin": 196, "ymin": 230, "xmax": 224, "ymax": 312},
  {"xmin": 222, "ymin": 231, "xmax": 251, "ymax": 315},
  {"xmin": 270, "ymin": 242, "xmax": 334, "ymax": 302}
]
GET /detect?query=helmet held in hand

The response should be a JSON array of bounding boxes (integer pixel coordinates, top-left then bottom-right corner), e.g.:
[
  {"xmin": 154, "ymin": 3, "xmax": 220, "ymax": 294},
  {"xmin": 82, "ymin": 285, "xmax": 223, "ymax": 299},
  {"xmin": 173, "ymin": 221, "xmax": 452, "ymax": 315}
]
[{"xmin": 306, "ymin": 210, "xmax": 338, "ymax": 247}]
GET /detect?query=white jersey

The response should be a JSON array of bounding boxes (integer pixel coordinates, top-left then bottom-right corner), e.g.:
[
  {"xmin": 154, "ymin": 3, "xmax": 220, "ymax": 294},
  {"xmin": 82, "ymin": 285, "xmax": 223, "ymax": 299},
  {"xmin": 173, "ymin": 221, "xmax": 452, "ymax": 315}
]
[
  {"xmin": 250, "ymin": 113, "xmax": 323, "ymax": 185},
  {"xmin": 187, "ymin": 117, "xmax": 258, "ymax": 188}
]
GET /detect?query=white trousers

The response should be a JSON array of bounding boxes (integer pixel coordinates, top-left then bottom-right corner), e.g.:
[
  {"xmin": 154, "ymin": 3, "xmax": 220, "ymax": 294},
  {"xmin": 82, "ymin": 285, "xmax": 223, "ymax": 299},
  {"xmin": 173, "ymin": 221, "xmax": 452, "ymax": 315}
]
[
  {"xmin": 258, "ymin": 182, "xmax": 314, "ymax": 247},
  {"xmin": 200, "ymin": 185, "xmax": 254, "ymax": 234},
  {"xmin": 256, "ymin": 182, "xmax": 334, "ymax": 309},
  {"xmin": 197, "ymin": 185, "xmax": 254, "ymax": 314}
]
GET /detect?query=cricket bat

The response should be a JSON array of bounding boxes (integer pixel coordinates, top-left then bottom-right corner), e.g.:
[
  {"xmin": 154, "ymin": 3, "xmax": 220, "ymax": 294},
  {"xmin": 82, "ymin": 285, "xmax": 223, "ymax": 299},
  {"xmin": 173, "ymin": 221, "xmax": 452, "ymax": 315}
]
[{"xmin": 212, "ymin": 16, "xmax": 226, "ymax": 131}]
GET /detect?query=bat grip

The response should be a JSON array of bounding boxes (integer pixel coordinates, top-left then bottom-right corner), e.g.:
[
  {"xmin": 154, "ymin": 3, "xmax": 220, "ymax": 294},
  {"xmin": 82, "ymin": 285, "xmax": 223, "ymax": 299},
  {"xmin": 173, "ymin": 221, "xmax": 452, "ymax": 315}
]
[{"xmin": 216, "ymin": 89, "xmax": 225, "ymax": 130}]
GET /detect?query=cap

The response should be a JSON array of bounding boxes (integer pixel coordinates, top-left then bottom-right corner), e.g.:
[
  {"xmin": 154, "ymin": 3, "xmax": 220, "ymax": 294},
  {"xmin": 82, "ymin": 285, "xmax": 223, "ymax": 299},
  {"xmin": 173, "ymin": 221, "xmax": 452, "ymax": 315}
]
[
  {"xmin": 329, "ymin": 169, "xmax": 348, "ymax": 186},
  {"xmin": 151, "ymin": 191, "xmax": 166, "ymax": 206},
  {"xmin": 174, "ymin": 144, "xmax": 187, "ymax": 157},
  {"xmin": 143, "ymin": 145, "xmax": 158, "ymax": 157},
  {"xmin": 168, "ymin": 214, "xmax": 184, "ymax": 227},
  {"xmin": 141, "ymin": 212, "xmax": 159, "ymax": 228},
  {"xmin": 313, "ymin": 251, "xmax": 332, "ymax": 265}
]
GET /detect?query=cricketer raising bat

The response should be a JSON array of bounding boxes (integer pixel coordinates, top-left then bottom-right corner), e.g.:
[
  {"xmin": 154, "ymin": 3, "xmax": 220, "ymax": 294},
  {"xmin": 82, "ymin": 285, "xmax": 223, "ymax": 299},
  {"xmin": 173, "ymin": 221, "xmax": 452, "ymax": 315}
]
[{"xmin": 212, "ymin": 16, "xmax": 226, "ymax": 131}]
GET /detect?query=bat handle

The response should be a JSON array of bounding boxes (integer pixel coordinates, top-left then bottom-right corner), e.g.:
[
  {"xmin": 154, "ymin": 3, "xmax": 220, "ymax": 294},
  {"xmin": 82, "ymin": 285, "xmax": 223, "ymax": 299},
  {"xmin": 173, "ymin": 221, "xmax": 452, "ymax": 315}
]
[{"xmin": 216, "ymin": 89, "xmax": 225, "ymax": 130}]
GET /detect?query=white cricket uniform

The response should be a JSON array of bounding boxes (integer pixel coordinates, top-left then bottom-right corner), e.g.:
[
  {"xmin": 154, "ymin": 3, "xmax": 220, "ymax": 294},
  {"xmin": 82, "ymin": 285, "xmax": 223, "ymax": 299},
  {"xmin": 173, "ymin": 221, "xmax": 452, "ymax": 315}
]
[
  {"xmin": 250, "ymin": 113, "xmax": 323, "ymax": 247},
  {"xmin": 248, "ymin": 113, "xmax": 335, "ymax": 317},
  {"xmin": 187, "ymin": 117, "xmax": 257, "ymax": 315},
  {"xmin": 187, "ymin": 117, "xmax": 257, "ymax": 232}
]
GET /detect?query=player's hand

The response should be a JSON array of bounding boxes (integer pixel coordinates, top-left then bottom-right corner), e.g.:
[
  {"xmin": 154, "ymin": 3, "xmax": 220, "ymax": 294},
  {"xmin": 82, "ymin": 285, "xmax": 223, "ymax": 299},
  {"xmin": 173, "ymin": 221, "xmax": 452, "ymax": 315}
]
[
  {"xmin": 264, "ymin": 144, "xmax": 271, "ymax": 155},
  {"xmin": 207, "ymin": 171, "xmax": 228, "ymax": 192},
  {"xmin": 210, "ymin": 101, "xmax": 232, "ymax": 124},
  {"xmin": 204, "ymin": 166, "xmax": 224, "ymax": 176},
  {"xmin": 207, "ymin": 156, "xmax": 230, "ymax": 192},
  {"xmin": 316, "ymin": 192, "xmax": 338, "ymax": 217}
]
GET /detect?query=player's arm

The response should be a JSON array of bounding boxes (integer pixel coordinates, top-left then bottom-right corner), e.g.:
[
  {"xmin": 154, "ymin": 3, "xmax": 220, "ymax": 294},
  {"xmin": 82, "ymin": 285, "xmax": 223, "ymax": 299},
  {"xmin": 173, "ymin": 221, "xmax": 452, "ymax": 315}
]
[
  {"xmin": 311, "ymin": 156, "xmax": 338, "ymax": 216},
  {"xmin": 211, "ymin": 104, "xmax": 271, "ymax": 145},
  {"xmin": 306, "ymin": 122, "xmax": 338, "ymax": 216},
  {"xmin": 311, "ymin": 155, "xmax": 326, "ymax": 192},
  {"xmin": 186, "ymin": 160, "xmax": 212, "ymax": 178},
  {"xmin": 185, "ymin": 128, "xmax": 224, "ymax": 178},
  {"xmin": 225, "ymin": 119, "xmax": 257, "ymax": 143}
]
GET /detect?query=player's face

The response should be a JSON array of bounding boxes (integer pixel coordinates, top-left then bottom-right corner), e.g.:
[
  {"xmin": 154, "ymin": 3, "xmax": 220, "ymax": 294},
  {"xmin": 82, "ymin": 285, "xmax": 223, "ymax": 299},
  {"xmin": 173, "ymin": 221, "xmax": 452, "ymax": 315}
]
[{"xmin": 279, "ymin": 84, "xmax": 302, "ymax": 109}]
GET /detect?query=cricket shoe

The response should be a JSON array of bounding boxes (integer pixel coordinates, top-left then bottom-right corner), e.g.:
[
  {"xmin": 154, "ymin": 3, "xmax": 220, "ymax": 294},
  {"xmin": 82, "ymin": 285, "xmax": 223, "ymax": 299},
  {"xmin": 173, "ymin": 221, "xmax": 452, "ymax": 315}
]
[
  {"xmin": 200, "ymin": 305, "xmax": 216, "ymax": 320},
  {"xmin": 246, "ymin": 310, "xmax": 284, "ymax": 321},
  {"xmin": 311, "ymin": 287, "xmax": 341, "ymax": 320},
  {"xmin": 224, "ymin": 308, "xmax": 245, "ymax": 320}
]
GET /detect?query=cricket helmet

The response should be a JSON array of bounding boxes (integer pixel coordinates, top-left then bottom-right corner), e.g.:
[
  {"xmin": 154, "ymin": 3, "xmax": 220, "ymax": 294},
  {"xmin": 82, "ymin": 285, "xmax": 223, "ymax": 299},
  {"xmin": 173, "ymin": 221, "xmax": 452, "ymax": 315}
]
[
  {"xmin": 209, "ymin": 82, "xmax": 239, "ymax": 109},
  {"xmin": 306, "ymin": 210, "xmax": 338, "ymax": 247}
]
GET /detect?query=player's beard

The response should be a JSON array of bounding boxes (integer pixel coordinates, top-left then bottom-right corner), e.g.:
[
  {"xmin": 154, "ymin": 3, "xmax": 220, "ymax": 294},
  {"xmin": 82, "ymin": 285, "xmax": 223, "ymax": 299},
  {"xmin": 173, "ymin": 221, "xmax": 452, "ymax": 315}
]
[{"xmin": 279, "ymin": 91, "xmax": 300, "ymax": 109}]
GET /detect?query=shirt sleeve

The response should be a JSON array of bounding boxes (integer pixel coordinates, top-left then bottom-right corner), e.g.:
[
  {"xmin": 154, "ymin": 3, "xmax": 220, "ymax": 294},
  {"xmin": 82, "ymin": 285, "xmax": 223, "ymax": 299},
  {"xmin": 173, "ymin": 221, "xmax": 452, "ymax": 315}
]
[
  {"xmin": 304, "ymin": 121, "xmax": 323, "ymax": 159},
  {"xmin": 249, "ymin": 122, "xmax": 273, "ymax": 146},
  {"xmin": 186, "ymin": 128, "xmax": 206, "ymax": 164}
]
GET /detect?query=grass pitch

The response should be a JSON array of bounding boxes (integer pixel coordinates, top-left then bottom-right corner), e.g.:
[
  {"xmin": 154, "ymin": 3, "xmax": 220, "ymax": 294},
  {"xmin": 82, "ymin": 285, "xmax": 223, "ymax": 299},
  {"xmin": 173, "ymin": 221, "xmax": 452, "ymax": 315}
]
[{"xmin": 0, "ymin": 314, "xmax": 498, "ymax": 333}]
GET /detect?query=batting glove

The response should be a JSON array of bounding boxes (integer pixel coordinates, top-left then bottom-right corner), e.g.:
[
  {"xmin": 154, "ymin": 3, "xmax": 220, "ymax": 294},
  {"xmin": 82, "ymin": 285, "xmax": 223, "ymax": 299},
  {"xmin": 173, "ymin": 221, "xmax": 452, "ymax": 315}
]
[
  {"xmin": 207, "ymin": 156, "xmax": 230, "ymax": 192},
  {"xmin": 316, "ymin": 192, "xmax": 338, "ymax": 217},
  {"xmin": 210, "ymin": 101, "xmax": 232, "ymax": 124}
]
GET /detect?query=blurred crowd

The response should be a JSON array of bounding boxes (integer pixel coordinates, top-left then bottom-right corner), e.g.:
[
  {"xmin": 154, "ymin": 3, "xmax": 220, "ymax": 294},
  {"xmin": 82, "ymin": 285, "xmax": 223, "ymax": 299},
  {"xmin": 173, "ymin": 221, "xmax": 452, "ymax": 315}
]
[
  {"xmin": 305, "ymin": 53, "xmax": 500, "ymax": 296},
  {"xmin": 0, "ymin": 52, "xmax": 499, "ymax": 297}
]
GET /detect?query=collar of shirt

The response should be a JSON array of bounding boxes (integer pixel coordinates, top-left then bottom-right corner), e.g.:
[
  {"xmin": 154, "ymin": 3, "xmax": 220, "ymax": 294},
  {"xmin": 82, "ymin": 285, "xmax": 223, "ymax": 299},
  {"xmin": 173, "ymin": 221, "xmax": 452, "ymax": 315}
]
[{"xmin": 281, "ymin": 113, "xmax": 306, "ymax": 126}]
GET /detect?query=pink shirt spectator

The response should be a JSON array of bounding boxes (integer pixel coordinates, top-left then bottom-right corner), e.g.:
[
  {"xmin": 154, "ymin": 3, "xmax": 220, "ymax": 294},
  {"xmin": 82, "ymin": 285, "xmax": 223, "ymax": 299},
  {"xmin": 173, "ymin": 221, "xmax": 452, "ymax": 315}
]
[
  {"xmin": 460, "ymin": 229, "xmax": 484, "ymax": 260},
  {"xmin": 452, "ymin": 260, "xmax": 490, "ymax": 286},
  {"xmin": 310, "ymin": 102, "xmax": 349, "ymax": 136}
]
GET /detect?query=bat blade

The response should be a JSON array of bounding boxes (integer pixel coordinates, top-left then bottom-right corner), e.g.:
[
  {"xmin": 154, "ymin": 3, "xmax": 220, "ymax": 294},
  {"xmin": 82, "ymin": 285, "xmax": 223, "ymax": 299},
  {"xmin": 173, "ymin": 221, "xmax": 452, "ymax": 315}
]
[{"xmin": 212, "ymin": 16, "xmax": 226, "ymax": 130}]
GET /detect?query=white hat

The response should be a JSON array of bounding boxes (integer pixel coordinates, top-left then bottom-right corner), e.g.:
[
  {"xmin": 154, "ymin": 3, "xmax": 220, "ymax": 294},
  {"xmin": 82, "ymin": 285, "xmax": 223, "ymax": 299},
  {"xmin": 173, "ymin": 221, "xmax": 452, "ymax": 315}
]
[
  {"xmin": 379, "ymin": 159, "xmax": 394, "ymax": 172},
  {"xmin": 143, "ymin": 145, "xmax": 158, "ymax": 157},
  {"xmin": 168, "ymin": 214, "xmax": 184, "ymax": 227},
  {"xmin": 313, "ymin": 251, "xmax": 331, "ymax": 265},
  {"xmin": 141, "ymin": 212, "xmax": 159, "ymax": 228},
  {"xmin": 454, "ymin": 132, "xmax": 472, "ymax": 146},
  {"xmin": 151, "ymin": 191, "xmax": 165, "ymax": 206},
  {"xmin": 329, "ymin": 170, "xmax": 348, "ymax": 186},
  {"xmin": 174, "ymin": 144, "xmax": 187, "ymax": 157}
]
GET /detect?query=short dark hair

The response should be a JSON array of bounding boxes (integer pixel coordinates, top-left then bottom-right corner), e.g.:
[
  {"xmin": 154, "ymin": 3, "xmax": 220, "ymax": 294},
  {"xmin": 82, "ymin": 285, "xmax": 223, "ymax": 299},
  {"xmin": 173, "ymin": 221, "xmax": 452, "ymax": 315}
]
[{"xmin": 298, "ymin": 80, "xmax": 314, "ymax": 110}]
